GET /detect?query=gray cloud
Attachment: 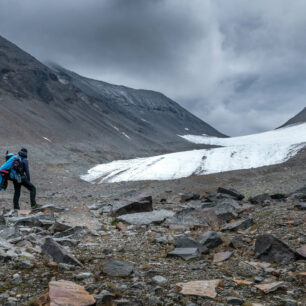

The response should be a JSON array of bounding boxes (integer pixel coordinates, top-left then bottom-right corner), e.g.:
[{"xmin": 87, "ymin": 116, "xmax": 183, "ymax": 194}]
[{"xmin": 0, "ymin": 0, "xmax": 305, "ymax": 135}]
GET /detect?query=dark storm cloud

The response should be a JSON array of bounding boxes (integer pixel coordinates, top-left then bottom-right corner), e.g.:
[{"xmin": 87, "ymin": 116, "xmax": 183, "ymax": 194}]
[{"xmin": 0, "ymin": 0, "xmax": 305, "ymax": 135}]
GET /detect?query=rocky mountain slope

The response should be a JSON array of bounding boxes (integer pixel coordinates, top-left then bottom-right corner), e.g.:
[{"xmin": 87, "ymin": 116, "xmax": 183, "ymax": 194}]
[
  {"xmin": 280, "ymin": 106, "xmax": 306, "ymax": 127},
  {"xmin": 0, "ymin": 34, "xmax": 224, "ymax": 157}
]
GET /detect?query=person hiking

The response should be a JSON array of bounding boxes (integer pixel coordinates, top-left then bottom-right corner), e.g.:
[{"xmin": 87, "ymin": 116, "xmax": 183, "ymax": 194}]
[{"xmin": 13, "ymin": 148, "xmax": 37, "ymax": 210}]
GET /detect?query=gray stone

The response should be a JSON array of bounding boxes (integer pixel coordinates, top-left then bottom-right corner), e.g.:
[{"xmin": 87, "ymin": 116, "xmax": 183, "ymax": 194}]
[
  {"xmin": 111, "ymin": 196, "xmax": 153, "ymax": 217},
  {"xmin": 49, "ymin": 221, "xmax": 72, "ymax": 233},
  {"xmin": 58, "ymin": 263, "xmax": 75, "ymax": 271},
  {"xmin": 198, "ymin": 230, "xmax": 223, "ymax": 250},
  {"xmin": 167, "ymin": 247, "xmax": 200, "ymax": 260},
  {"xmin": 74, "ymin": 272, "xmax": 93, "ymax": 280},
  {"xmin": 180, "ymin": 192, "xmax": 200, "ymax": 203},
  {"xmin": 222, "ymin": 218, "xmax": 253, "ymax": 231},
  {"xmin": 117, "ymin": 210, "xmax": 174, "ymax": 225},
  {"xmin": 213, "ymin": 199, "xmax": 239, "ymax": 222},
  {"xmin": 152, "ymin": 275, "xmax": 167, "ymax": 285},
  {"xmin": 217, "ymin": 187, "xmax": 245, "ymax": 200},
  {"xmin": 165, "ymin": 207, "xmax": 218, "ymax": 227},
  {"xmin": 95, "ymin": 290, "xmax": 115, "ymax": 306},
  {"xmin": 255, "ymin": 234, "xmax": 296, "ymax": 264},
  {"xmin": 103, "ymin": 259, "xmax": 134, "ymax": 276},
  {"xmin": 41, "ymin": 237, "xmax": 82, "ymax": 266}
]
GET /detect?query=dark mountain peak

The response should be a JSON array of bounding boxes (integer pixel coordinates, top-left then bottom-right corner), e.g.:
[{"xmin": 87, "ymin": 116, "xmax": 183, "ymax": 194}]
[
  {"xmin": 279, "ymin": 107, "xmax": 306, "ymax": 128},
  {"xmin": 0, "ymin": 34, "xmax": 224, "ymax": 156}
]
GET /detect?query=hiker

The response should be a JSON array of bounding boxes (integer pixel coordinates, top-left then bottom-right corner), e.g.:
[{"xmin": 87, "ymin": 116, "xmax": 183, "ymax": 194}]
[{"xmin": 12, "ymin": 148, "xmax": 37, "ymax": 210}]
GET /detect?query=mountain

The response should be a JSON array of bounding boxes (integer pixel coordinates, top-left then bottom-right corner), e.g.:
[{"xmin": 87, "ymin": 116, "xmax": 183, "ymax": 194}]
[
  {"xmin": 280, "ymin": 107, "xmax": 306, "ymax": 127},
  {"xmin": 81, "ymin": 122, "xmax": 306, "ymax": 183},
  {"xmin": 0, "ymin": 34, "xmax": 224, "ymax": 157}
]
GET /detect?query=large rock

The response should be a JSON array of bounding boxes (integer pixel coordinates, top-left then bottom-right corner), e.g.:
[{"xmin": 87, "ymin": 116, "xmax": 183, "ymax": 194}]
[
  {"xmin": 42, "ymin": 237, "xmax": 82, "ymax": 266},
  {"xmin": 103, "ymin": 259, "xmax": 134, "ymax": 276},
  {"xmin": 56, "ymin": 204, "xmax": 101, "ymax": 231},
  {"xmin": 217, "ymin": 187, "xmax": 244, "ymax": 200},
  {"xmin": 198, "ymin": 230, "xmax": 223, "ymax": 250},
  {"xmin": 111, "ymin": 196, "xmax": 153, "ymax": 217},
  {"xmin": 167, "ymin": 248, "xmax": 200, "ymax": 260},
  {"xmin": 255, "ymin": 234, "xmax": 296, "ymax": 264},
  {"xmin": 212, "ymin": 199, "xmax": 239, "ymax": 222},
  {"xmin": 117, "ymin": 209, "xmax": 174, "ymax": 225},
  {"xmin": 36, "ymin": 280, "xmax": 95, "ymax": 305},
  {"xmin": 165, "ymin": 207, "xmax": 219, "ymax": 227}
]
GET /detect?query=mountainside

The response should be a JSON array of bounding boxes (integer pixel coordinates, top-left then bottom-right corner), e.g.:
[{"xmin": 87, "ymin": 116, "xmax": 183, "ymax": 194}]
[
  {"xmin": 0, "ymin": 35, "xmax": 224, "ymax": 157},
  {"xmin": 280, "ymin": 106, "xmax": 306, "ymax": 127}
]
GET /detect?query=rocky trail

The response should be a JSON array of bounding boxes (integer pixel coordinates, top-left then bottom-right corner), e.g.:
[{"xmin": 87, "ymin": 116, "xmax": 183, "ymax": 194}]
[{"xmin": 0, "ymin": 186, "xmax": 305, "ymax": 305}]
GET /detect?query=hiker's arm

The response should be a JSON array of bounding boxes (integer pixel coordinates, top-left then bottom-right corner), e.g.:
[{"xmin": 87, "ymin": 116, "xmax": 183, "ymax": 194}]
[{"xmin": 23, "ymin": 160, "xmax": 31, "ymax": 181}]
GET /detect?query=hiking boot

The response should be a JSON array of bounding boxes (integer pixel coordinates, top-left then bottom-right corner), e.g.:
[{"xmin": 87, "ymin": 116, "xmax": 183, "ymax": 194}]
[{"xmin": 31, "ymin": 204, "xmax": 41, "ymax": 210}]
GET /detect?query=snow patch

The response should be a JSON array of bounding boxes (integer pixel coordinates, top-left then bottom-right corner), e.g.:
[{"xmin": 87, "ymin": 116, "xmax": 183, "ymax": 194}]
[
  {"xmin": 42, "ymin": 136, "xmax": 52, "ymax": 143},
  {"xmin": 185, "ymin": 128, "xmax": 189, "ymax": 131},
  {"xmin": 81, "ymin": 123, "xmax": 306, "ymax": 183},
  {"xmin": 122, "ymin": 132, "xmax": 130, "ymax": 139}
]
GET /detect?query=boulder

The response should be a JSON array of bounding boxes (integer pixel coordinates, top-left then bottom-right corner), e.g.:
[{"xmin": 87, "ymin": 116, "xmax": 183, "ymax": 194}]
[
  {"xmin": 42, "ymin": 237, "xmax": 82, "ymax": 266},
  {"xmin": 117, "ymin": 210, "xmax": 174, "ymax": 225},
  {"xmin": 180, "ymin": 192, "xmax": 200, "ymax": 203},
  {"xmin": 217, "ymin": 187, "xmax": 245, "ymax": 200},
  {"xmin": 198, "ymin": 230, "xmax": 223, "ymax": 250},
  {"xmin": 103, "ymin": 259, "xmax": 134, "ymax": 276},
  {"xmin": 111, "ymin": 196, "xmax": 153, "ymax": 217},
  {"xmin": 254, "ymin": 234, "xmax": 296, "ymax": 264}
]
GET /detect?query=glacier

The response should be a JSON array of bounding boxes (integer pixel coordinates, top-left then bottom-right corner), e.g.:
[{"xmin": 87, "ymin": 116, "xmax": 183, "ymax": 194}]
[{"xmin": 81, "ymin": 123, "xmax": 306, "ymax": 183}]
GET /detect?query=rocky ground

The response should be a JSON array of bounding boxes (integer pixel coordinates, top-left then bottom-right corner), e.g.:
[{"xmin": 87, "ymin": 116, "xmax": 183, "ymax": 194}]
[{"xmin": 0, "ymin": 147, "xmax": 305, "ymax": 305}]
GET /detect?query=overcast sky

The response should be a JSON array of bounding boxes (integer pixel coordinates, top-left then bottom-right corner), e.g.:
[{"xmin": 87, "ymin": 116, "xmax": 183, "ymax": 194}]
[{"xmin": 0, "ymin": 0, "xmax": 305, "ymax": 135}]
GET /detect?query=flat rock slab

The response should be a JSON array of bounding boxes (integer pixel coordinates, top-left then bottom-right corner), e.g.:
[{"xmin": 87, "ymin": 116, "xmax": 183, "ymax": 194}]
[
  {"xmin": 217, "ymin": 187, "xmax": 244, "ymax": 200},
  {"xmin": 42, "ymin": 237, "xmax": 82, "ymax": 266},
  {"xmin": 176, "ymin": 279, "xmax": 221, "ymax": 298},
  {"xmin": 167, "ymin": 247, "xmax": 200, "ymax": 260},
  {"xmin": 255, "ymin": 281, "xmax": 285, "ymax": 293},
  {"xmin": 222, "ymin": 218, "xmax": 253, "ymax": 231},
  {"xmin": 213, "ymin": 251, "xmax": 232, "ymax": 263},
  {"xmin": 36, "ymin": 280, "xmax": 95, "ymax": 305},
  {"xmin": 255, "ymin": 234, "xmax": 296, "ymax": 264},
  {"xmin": 111, "ymin": 196, "xmax": 153, "ymax": 217},
  {"xmin": 165, "ymin": 207, "xmax": 219, "ymax": 227},
  {"xmin": 57, "ymin": 204, "xmax": 101, "ymax": 231},
  {"xmin": 117, "ymin": 210, "xmax": 174, "ymax": 225},
  {"xmin": 103, "ymin": 259, "xmax": 134, "ymax": 276}
]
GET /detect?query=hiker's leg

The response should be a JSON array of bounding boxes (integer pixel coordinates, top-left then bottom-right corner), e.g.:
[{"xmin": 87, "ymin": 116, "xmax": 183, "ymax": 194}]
[
  {"xmin": 22, "ymin": 180, "xmax": 36, "ymax": 207},
  {"xmin": 13, "ymin": 180, "xmax": 21, "ymax": 210}
]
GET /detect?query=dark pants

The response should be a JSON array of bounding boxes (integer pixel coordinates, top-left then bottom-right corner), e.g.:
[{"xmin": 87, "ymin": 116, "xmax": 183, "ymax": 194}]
[{"xmin": 13, "ymin": 179, "xmax": 36, "ymax": 209}]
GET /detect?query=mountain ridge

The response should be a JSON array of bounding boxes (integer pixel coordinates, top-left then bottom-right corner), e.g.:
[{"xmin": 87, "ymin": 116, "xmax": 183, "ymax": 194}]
[{"xmin": 0, "ymin": 34, "xmax": 225, "ymax": 157}]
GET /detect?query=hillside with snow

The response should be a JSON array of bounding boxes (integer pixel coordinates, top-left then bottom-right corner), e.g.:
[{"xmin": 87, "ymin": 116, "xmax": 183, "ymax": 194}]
[{"xmin": 81, "ymin": 123, "xmax": 306, "ymax": 183}]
